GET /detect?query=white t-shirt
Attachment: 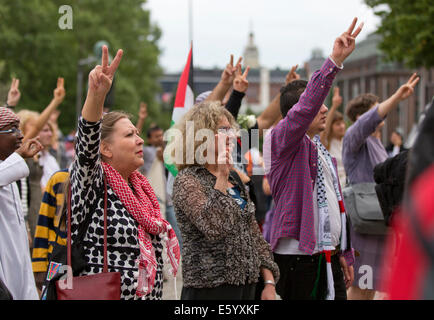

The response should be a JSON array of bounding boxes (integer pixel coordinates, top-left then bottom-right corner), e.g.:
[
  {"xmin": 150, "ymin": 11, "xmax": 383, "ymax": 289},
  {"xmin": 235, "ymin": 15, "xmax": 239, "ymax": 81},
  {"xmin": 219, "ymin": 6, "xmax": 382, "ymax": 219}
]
[
  {"xmin": 39, "ymin": 151, "xmax": 60, "ymax": 190},
  {"xmin": 329, "ymin": 138, "xmax": 347, "ymax": 188},
  {"xmin": 274, "ymin": 145, "xmax": 342, "ymax": 255}
]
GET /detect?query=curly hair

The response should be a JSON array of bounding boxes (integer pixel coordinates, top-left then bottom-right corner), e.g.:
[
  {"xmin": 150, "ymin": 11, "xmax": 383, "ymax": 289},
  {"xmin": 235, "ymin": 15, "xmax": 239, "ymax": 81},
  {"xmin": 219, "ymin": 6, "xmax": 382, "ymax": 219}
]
[
  {"xmin": 167, "ymin": 101, "xmax": 238, "ymax": 171},
  {"xmin": 346, "ymin": 93, "xmax": 380, "ymax": 122}
]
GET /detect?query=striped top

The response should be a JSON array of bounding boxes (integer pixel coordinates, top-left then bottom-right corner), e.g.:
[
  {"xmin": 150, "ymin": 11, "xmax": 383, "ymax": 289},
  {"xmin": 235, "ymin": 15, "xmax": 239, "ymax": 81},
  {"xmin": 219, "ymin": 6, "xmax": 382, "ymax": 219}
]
[{"xmin": 31, "ymin": 169, "xmax": 68, "ymax": 273}]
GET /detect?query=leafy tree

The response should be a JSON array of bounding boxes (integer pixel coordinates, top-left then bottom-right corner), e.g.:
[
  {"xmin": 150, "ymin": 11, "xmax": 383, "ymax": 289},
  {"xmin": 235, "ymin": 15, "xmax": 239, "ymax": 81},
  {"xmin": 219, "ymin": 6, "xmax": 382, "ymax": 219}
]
[
  {"xmin": 0, "ymin": 0, "xmax": 171, "ymax": 135},
  {"xmin": 365, "ymin": 0, "xmax": 434, "ymax": 68}
]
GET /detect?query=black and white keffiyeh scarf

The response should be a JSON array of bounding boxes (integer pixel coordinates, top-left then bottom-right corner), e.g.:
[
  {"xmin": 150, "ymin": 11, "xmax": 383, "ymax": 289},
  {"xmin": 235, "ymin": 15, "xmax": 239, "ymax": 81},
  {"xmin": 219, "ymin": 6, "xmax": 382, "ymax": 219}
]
[{"xmin": 313, "ymin": 135, "xmax": 348, "ymax": 300}]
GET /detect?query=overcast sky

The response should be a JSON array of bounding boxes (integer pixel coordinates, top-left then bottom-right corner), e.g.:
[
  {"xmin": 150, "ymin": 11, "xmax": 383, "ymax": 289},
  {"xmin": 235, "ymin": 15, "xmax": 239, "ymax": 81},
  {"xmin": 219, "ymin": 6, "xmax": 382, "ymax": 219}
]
[{"xmin": 144, "ymin": 0, "xmax": 382, "ymax": 73}]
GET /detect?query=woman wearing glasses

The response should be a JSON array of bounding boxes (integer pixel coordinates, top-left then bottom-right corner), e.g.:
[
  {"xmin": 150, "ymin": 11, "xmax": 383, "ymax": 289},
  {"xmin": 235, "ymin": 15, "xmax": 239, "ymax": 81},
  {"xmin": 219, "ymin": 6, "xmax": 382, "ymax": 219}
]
[{"xmin": 171, "ymin": 102, "xmax": 279, "ymax": 300}]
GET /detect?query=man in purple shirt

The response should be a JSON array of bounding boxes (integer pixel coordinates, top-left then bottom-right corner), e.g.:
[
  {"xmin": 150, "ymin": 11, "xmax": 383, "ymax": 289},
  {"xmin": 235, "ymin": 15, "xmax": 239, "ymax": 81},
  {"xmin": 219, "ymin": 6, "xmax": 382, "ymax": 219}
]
[{"xmin": 265, "ymin": 18, "xmax": 363, "ymax": 300}]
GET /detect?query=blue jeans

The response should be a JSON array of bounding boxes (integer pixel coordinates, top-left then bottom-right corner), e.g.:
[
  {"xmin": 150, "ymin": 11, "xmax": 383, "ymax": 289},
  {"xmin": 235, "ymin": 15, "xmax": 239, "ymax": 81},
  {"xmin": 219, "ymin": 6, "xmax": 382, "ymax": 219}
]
[{"xmin": 165, "ymin": 205, "xmax": 183, "ymax": 252}]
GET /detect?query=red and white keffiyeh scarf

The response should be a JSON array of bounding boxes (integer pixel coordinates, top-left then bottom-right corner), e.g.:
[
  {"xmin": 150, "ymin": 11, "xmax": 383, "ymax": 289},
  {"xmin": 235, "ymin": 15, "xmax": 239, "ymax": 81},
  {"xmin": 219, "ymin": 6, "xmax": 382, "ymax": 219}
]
[{"xmin": 102, "ymin": 162, "xmax": 180, "ymax": 298}]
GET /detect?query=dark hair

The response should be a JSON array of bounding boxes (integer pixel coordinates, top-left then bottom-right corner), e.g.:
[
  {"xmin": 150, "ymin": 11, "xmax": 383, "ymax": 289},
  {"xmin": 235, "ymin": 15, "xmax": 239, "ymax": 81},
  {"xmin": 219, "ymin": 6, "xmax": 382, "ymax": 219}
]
[
  {"xmin": 146, "ymin": 125, "xmax": 163, "ymax": 139},
  {"xmin": 279, "ymin": 80, "xmax": 308, "ymax": 118},
  {"xmin": 346, "ymin": 93, "xmax": 380, "ymax": 122}
]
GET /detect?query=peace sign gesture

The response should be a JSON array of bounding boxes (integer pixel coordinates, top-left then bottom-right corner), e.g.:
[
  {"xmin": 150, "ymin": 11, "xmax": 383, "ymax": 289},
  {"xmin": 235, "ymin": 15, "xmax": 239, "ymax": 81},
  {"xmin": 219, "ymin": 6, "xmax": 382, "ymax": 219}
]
[
  {"xmin": 88, "ymin": 45, "xmax": 123, "ymax": 97},
  {"xmin": 53, "ymin": 77, "xmax": 66, "ymax": 104},
  {"xmin": 221, "ymin": 54, "xmax": 242, "ymax": 86},
  {"xmin": 331, "ymin": 17, "xmax": 364, "ymax": 67},
  {"xmin": 7, "ymin": 78, "xmax": 21, "ymax": 107},
  {"xmin": 233, "ymin": 64, "xmax": 250, "ymax": 93},
  {"xmin": 394, "ymin": 73, "xmax": 420, "ymax": 101}
]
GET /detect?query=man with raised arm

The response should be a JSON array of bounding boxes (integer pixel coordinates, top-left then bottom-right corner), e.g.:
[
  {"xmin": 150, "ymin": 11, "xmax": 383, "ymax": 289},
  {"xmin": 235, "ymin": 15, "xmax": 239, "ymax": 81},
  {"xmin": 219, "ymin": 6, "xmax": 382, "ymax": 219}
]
[{"xmin": 265, "ymin": 18, "xmax": 363, "ymax": 300}]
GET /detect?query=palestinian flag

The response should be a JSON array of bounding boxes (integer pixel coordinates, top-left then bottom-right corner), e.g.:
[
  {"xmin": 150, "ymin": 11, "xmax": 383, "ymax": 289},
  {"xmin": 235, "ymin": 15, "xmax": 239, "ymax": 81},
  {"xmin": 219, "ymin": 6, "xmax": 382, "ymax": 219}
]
[{"xmin": 165, "ymin": 44, "xmax": 194, "ymax": 177}]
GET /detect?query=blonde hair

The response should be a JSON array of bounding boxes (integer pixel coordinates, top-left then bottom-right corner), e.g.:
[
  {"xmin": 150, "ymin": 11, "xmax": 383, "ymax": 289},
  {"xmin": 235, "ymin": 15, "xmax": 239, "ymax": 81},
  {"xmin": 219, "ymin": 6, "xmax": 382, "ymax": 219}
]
[
  {"xmin": 101, "ymin": 111, "xmax": 132, "ymax": 142},
  {"xmin": 169, "ymin": 101, "xmax": 238, "ymax": 171},
  {"xmin": 16, "ymin": 109, "xmax": 39, "ymax": 135}
]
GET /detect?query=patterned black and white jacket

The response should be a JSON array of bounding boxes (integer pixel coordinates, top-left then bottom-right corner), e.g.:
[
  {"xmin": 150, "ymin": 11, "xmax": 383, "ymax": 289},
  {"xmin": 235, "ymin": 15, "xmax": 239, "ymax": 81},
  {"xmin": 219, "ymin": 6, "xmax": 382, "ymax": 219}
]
[{"xmin": 70, "ymin": 117, "xmax": 164, "ymax": 300}]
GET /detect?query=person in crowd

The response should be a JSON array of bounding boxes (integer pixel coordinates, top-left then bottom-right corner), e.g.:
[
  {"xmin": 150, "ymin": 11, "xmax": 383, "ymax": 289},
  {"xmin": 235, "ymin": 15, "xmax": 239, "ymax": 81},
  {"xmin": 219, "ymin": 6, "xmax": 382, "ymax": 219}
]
[
  {"xmin": 15, "ymin": 79, "xmax": 65, "ymax": 241},
  {"xmin": 0, "ymin": 106, "xmax": 43, "ymax": 300},
  {"xmin": 265, "ymin": 18, "xmax": 363, "ymax": 300},
  {"xmin": 31, "ymin": 169, "xmax": 69, "ymax": 292},
  {"xmin": 48, "ymin": 109, "xmax": 71, "ymax": 169},
  {"xmin": 342, "ymin": 73, "xmax": 419, "ymax": 300},
  {"xmin": 135, "ymin": 102, "xmax": 148, "ymax": 135},
  {"xmin": 320, "ymin": 86, "xmax": 347, "ymax": 186},
  {"xmin": 69, "ymin": 45, "xmax": 180, "ymax": 300},
  {"xmin": 172, "ymin": 101, "xmax": 279, "ymax": 300},
  {"xmin": 386, "ymin": 130, "xmax": 407, "ymax": 158}
]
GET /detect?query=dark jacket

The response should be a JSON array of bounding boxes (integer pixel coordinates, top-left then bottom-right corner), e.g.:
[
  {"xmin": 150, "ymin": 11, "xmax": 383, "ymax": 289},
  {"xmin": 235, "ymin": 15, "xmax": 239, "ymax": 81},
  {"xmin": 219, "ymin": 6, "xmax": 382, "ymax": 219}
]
[{"xmin": 374, "ymin": 150, "xmax": 409, "ymax": 226}]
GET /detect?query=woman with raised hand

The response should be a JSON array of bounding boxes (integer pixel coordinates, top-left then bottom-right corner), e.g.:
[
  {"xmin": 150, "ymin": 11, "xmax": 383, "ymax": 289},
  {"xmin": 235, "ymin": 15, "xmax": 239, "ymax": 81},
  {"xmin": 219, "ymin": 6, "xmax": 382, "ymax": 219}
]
[
  {"xmin": 15, "ymin": 79, "xmax": 65, "ymax": 240},
  {"xmin": 171, "ymin": 101, "xmax": 279, "ymax": 300},
  {"xmin": 342, "ymin": 73, "xmax": 419, "ymax": 300},
  {"xmin": 70, "ymin": 45, "xmax": 180, "ymax": 300}
]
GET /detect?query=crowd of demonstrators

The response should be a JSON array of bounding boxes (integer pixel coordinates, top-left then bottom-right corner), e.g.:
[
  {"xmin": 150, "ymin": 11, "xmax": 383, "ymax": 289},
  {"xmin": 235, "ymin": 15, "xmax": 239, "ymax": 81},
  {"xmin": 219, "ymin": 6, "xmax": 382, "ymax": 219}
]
[
  {"xmin": 2, "ymin": 16, "xmax": 433, "ymax": 302},
  {"xmin": 171, "ymin": 101, "xmax": 279, "ymax": 300}
]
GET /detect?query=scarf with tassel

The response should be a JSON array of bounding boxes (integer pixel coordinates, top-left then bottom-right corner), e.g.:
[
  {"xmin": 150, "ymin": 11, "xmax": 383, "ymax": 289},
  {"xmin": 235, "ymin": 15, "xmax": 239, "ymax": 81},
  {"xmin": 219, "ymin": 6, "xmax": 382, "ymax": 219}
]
[
  {"xmin": 101, "ymin": 162, "xmax": 180, "ymax": 298},
  {"xmin": 313, "ymin": 135, "xmax": 348, "ymax": 300}
]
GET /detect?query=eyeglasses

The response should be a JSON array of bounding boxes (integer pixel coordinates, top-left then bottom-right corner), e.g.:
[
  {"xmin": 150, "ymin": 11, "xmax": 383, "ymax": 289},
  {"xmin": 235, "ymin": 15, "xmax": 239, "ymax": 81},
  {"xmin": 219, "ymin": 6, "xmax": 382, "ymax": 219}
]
[{"xmin": 0, "ymin": 127, "xmax": 21, "ymax": 135}]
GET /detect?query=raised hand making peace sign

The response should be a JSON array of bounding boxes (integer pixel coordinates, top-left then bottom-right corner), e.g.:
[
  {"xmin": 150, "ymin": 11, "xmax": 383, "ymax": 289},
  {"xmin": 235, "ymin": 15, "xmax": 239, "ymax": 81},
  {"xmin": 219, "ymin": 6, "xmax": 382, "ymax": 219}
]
[
  {"xmin": 7, "ymin": 78, "xmax": 21, "ymax": 107},
  {"xmin": 394, "ymin": 73, "xmax": 420, "ymax": 101},
  {"xmin": 233, "ymin": 64, "xmax": 250, "ymax": 93},
  {"xmin": 53, "ymin": 77, "xmax": 66, "ymax": 104},
  {"xmin": 221, "ymin": 54, "xmax": 243, "ymax": 86},
  {"xmin": 88, "ymin": 45, "xmax": 123, "ymax": 97},
  {"xmin": 331, "ymin": 17, "xmax": 364, "ymax": 67}
]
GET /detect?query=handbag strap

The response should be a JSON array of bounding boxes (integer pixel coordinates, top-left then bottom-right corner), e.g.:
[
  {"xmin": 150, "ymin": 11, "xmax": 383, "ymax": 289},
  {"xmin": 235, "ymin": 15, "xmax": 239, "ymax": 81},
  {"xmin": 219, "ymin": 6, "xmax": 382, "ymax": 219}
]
[{"xmin": 67, "ymin": 175, "xmax": 108, "ymax": 273}]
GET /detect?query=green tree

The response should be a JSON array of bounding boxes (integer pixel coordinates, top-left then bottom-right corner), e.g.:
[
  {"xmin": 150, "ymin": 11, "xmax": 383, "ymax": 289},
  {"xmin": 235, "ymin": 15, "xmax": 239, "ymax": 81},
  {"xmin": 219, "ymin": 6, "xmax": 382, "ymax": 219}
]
[
  {"xmin": 365, "ymin": 0, "xmax": 434, "ymax": 68},
  {"xmin": 0, "ymin": 0, "xmax": 171, "ymax": 135}
]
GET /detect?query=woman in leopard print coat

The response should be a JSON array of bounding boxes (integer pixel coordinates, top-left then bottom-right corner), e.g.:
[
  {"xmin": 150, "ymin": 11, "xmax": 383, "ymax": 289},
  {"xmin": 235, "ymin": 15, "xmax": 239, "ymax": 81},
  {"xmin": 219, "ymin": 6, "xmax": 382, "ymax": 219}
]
[{"xmin": 171, "ymin": 102, "xmax": 279, "ymax": 300}]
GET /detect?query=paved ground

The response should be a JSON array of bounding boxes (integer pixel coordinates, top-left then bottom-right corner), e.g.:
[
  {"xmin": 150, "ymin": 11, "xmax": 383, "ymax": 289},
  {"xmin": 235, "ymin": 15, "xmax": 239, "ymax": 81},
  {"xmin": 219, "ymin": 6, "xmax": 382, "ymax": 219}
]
[{"xmin": 162, "ymin": 262, "xmax": 183, "ymax": 300}]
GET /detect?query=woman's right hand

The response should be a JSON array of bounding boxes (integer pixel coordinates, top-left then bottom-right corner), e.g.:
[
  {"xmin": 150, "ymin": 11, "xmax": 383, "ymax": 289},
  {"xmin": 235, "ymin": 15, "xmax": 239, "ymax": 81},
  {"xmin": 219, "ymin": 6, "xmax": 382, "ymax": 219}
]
[
  {"xmin": 216, "ymin": 132, "xmax": 234, "ymax": 179},
  {"xmin": 88, "ymin": 45, "xmax": 123, "ymax": 98}
]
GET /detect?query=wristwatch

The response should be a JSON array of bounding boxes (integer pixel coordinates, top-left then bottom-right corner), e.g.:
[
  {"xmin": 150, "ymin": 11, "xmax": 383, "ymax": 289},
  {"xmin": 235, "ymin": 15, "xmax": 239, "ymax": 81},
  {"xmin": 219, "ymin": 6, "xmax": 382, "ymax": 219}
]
[{"xmin": 264, "ymin": 280, "xmax": 276, "ymax": 287}]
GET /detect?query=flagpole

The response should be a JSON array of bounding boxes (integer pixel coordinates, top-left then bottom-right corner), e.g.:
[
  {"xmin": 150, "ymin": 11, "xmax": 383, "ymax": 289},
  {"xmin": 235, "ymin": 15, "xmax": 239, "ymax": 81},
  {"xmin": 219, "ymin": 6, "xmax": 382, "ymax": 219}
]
[{"xmin": 188, "ymin": 0, "xmax": 193, "ymax": 45}]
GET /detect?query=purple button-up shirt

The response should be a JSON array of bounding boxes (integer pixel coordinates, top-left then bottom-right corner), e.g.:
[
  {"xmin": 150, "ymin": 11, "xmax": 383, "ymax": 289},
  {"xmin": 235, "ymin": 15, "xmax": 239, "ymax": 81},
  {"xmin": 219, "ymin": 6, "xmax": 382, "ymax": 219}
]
[
  {"xmin": 342, "ymin": 105, "xmax": 388, "ymax": 184},
  {"xmin": 265, "ymin": 58, "xmax": 354, "ymax": 265}
]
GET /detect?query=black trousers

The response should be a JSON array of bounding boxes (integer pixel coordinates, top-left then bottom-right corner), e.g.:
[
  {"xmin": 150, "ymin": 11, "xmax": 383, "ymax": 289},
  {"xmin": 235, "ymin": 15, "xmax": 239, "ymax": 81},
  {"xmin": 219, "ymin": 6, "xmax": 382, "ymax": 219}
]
[
  {"xmin": 274, "ymin": 253, "xmax": 347, "ymax": 300},
  {"xmin": 181, "ymin": 283, "xmax": 257, "ymax": 300}
]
